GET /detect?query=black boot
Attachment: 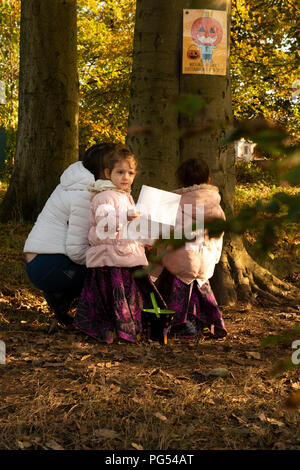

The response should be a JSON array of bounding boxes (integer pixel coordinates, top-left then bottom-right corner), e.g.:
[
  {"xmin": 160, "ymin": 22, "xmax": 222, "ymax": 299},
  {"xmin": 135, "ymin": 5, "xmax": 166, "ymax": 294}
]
[{"xmin": 43, "ymin": 291, "xmax": 75, "ymax": 326}]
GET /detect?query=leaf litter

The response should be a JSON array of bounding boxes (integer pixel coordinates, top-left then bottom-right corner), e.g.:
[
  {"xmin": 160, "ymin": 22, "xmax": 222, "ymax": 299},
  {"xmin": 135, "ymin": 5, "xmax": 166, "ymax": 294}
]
[{"xmin": 0, "ymin": 222, "xmax": 299, "ymax": 450}]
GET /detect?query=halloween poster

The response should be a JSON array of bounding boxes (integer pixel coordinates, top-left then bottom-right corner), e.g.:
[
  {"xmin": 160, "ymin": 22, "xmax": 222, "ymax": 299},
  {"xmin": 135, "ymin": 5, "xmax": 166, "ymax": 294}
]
[{"xmin": 182, "ymin": 9, "xmax": 227, "ymax": 76}]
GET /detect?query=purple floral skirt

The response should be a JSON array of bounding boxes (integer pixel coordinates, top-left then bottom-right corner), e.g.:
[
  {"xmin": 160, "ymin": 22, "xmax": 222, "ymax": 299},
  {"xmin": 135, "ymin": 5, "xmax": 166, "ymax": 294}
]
[
  {"xmin": 155, "ymin": 269, "xmax": 227, "ymax": 338},
  {"xmin": 73, "ymin": 266, "xmax": 166, "ymax": 344}
]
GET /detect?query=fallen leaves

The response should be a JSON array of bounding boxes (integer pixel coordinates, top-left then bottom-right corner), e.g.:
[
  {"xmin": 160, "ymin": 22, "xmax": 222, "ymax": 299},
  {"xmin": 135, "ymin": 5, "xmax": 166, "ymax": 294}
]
[
  {"xmin": 17, "ymin": 437, "xmax": 64, "ymax": 450},
  {"xmin": 93, "ymin": 429, "xmax": 119, "ymax": 440},
  {"xmin": 230, "ymin": 413, "xmax": 248, "ymax": 425},
  {"xmin": 154, "ymin": 412, "xmax": 168, "ymax": 422},
  {"xmin": 94, "ymin": 361, "xmax": 120, "ymax": 368},
  {"xmin": 1, "ymin": 257, "xmax": 300, "ymax": 452},
  {"xmin": 131, "ymin": 442, "xmax": 144, "ymax": 450},
  {"xmin": 45, "ymin": 439, "xmax": 64, "ymax": 450},
  {"xmin": 285, "ymin": 390, "xmax": 300, "ymax": 409},
  {"xmin": 258, "ymin": 412, "xmax": 285, "ymax": 427},
  {"xmin": 17, "ymin": 440, "xmax": 32, "ymax": 450},
  {"xmin": 208, "ymin": 368, "xmax": 231, "ymax": 377},
  {"xmin": 245, "ymin": 351, "xmax": 261, "ymax": 360},
  {"xmin": 131, "ymin": 396, "xmax": 143, "ymax": 404},
  {"xmin": 81, "ymin": 354, "xmax": 92, "ymax": 361},
  {"xmin": 42, "ymin": 362, "xmax": 65, "ymax": 368}
]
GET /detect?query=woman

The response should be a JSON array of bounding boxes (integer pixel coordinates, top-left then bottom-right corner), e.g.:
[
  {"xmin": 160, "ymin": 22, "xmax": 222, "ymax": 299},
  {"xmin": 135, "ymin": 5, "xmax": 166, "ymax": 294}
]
[{"xmin": 24, "ymin": 144, "xmax": 109, "ymax": 329}]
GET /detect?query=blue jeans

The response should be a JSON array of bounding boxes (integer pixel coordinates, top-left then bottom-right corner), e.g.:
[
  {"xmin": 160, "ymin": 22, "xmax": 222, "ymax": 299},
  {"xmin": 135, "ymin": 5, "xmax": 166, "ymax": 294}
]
[{"xmin": 26, "ymin": 254, "xmax": 87, "ymax": 295}]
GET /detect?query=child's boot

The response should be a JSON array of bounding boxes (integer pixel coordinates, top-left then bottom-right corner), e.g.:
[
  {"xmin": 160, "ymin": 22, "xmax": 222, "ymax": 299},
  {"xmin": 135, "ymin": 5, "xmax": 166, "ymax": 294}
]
[
  {"xmin": 169, "ymin": 320, "xmax": 197, "ymax": 339},
  {"xmin": 43, "ymin": 291, "xmax": 75, "ymax": 327}
]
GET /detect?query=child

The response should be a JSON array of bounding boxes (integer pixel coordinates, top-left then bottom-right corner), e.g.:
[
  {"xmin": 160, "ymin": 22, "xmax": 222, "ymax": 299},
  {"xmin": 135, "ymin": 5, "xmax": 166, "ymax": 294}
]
[
  {"xmin": 155, "ymin": 158, "xmax": 227, "ymax": 339},
  {"xmin": 73, "ymin": 143, "xmax": 165, "ymax": 344}
]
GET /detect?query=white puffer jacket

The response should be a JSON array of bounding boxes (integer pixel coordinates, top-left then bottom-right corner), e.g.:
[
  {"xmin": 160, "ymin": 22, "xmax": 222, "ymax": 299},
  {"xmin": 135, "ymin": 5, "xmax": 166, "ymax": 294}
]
[{"xmin": 23, "ymin": 161, "xmax": 95, "ymax": 265}]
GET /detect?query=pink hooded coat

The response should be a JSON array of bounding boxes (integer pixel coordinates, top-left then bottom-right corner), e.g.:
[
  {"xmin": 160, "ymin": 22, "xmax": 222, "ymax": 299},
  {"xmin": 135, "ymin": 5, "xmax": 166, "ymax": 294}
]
[
  {"xmin": 161, "ymin": 184, "xmax": 225, "ymax": 286},
  {"xmin": 86, "ymin": 180, "xmax": 148, "ymax": 268}
]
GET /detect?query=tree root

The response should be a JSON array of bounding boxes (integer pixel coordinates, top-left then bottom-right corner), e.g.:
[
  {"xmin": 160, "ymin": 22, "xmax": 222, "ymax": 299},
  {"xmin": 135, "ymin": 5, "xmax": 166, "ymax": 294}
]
[{"xmin": 211, "ymin": 234, "xmax": 299, "ymax": 307}]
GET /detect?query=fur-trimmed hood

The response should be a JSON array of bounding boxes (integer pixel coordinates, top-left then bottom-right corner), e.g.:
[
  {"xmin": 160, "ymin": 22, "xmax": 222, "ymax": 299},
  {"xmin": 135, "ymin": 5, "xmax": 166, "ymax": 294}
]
[
  {"xmin": 173, "ymin": 183, "xmax": 220, "ymax": 195},
  {"xmin": 174, "ymin": 184, "xmax": 224, "ymax": 220},
  {"xmin": 87, "ymin": 179, "xmax": 131, "ymax": 194}
]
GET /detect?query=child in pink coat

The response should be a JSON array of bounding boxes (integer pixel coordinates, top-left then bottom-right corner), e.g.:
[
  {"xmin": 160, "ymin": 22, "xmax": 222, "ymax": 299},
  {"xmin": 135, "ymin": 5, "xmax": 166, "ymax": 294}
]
[
  {"xmin": 155, "ymin": 158, "xmax": 227, "ymax": 339},
  {"xmin": 74, "ymin": 143, "xmax": 165, "ymax": 344}
]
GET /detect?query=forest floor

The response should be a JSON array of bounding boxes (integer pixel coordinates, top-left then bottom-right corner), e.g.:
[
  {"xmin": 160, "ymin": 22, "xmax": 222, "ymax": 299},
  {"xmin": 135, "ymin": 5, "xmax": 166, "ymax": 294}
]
[{"xmin": 0, "ymin": 220, "xmax": 299, "ymax": 451}]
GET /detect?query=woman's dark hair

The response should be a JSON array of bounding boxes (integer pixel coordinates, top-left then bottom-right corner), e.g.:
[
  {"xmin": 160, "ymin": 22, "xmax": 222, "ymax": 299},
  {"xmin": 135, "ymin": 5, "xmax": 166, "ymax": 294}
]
[
  {"xmin": 176, "ymin": 158, "xmax": 210, "ymax": 187},
  {"xmin": 83, "ymin": 143, "xmax": 137, "ymax": 180}
]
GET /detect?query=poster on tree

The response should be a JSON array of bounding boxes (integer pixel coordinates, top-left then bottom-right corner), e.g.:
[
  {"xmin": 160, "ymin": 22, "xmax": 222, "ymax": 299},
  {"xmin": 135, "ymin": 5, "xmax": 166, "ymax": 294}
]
[{"xmin": 182, "ymin": 9, "xmax": 227, "ymax": 76}]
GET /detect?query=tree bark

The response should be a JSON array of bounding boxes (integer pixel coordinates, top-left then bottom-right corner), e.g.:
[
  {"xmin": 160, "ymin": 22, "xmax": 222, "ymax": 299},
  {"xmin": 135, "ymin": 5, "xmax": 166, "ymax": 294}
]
[
  {"xmin": 0, "ymin": 0, "xmax": 78, "ymax": 222},
  {"xmin": 127, "ymin": 0, "xmax": 234, "ymax": 209},
  {"xmin": 127, "ymin": 0, "xmax": 298, "ymax": 306},
  {"xmin": 127, "ymin": 0, "xmax": 184, "ymax": 195}
]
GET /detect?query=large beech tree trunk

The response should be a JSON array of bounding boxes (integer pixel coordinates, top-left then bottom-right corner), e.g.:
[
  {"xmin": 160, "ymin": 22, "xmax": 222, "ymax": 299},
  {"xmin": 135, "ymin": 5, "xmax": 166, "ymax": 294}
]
[
  {"xmin": 127, "ymin": 0, "xmax": 297, "ymax": 306},
  {"xmin": 127, "ymin": 0, "xmax": 183, "ymax": 193},
  {"xmin": 0, "ymin": 0, "xmax": 78, "ymax": 222}
]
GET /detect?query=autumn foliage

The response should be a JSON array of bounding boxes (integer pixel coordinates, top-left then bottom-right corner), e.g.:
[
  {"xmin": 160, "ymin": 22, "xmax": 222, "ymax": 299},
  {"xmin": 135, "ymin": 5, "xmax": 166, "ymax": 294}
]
[{"xmin": 0, "ymin": 0, "xmax": 299, "ymax": 165}]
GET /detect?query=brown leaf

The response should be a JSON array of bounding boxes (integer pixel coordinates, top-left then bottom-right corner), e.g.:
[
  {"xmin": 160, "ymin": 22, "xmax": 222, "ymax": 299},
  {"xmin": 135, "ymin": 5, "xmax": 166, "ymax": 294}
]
[
  {"xmin": 45, "ymin": 439, "xmax": 64, "ymax": 450},
  {"xmin": 85, "ymin": 384, "xmax": 97, "ymax": 393},
  {"xmin": 265, "ymin": 417, "xmax": 285, "ymax": 427},
  {"xmin": 81, "ymin": 355, "xmax": 92, "ymax": 361},
  {"xmin": 230, "ymin": 413, "xmax": 248, "ymax": 425},
  {"xmin": 131, "ymin": 397, "xmax": 143, "ymax": 404},
  {"xmin": 148, "ymin": 368, "xmax": 160, "ymax": 376},
  {"xmin": 96, "ymin": 346, "xmax": 109, "ymax": 353},
  {"xmin": 258, "ymin": 412, "xmax": 266, "ymax": 422},
  {"xmin": 208, "ymin": 368, "xmax": 230, "ymax": 377},
  {"xmin": 131, "ymin": 442, "xmax": 144, "ymax": 450},
  {"xmin": 94, "ymin": 429, "xmax": 119, "ymax": 439},
  {"xmin": 272, "ymin": 442, "xmax": 287, "ymax": 450},
  {"xmin": 154, "ymin": 412, "xmax": 168, "ymax": 421},
  {"xmin": 291, "ymin": 382, "xmax": 300, "ymax": 390},
  {"xmin": 245, "ymin": 351, "xmax": 261, "ymax": 360},
  {"xmin": 17, "ymin": 440, "xmax": 32, "ymax": 449},
  {"xmin": 285, "ymin": 391, "xmax": 300, "ymax": 409}
]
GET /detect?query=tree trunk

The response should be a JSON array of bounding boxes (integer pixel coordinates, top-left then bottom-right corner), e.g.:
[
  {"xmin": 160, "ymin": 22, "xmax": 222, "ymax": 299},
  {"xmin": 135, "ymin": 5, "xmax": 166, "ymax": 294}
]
[
  {"xmin": 0, "ymin": 0, "xmax": 78, "ymax": 222},
  {"xmin": 127, "ymin": 0, "xmax": 298, "ymax": 306},
  {"xmin": 127, "ymin": 0, "xmax": 184, "ymax": 195}
]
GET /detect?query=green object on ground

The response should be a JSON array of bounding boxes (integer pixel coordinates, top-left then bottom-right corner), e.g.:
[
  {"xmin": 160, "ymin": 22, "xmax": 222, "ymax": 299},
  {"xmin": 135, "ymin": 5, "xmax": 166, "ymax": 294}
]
[{"xmin": 143, "ymin": 292, "xmax": 174, "ymax": 318}]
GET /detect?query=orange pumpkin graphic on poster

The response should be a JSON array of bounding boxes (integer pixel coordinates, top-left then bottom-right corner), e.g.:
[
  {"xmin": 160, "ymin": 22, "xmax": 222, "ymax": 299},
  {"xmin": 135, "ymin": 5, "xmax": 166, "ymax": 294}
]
[
  {"xmin": 191, "ymin": 12, "xmax": 223, "ymax": 63},
  {"xmin": 187, "ymin": 45, "xmax": 201, "ymax": 60}
]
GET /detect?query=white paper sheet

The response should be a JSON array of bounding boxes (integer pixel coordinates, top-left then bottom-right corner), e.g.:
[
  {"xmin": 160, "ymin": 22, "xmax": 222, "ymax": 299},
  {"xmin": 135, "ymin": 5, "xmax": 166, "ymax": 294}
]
[{"xmin": 135, "ymin": 185, "xmax": 181, "ymax": 226}]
